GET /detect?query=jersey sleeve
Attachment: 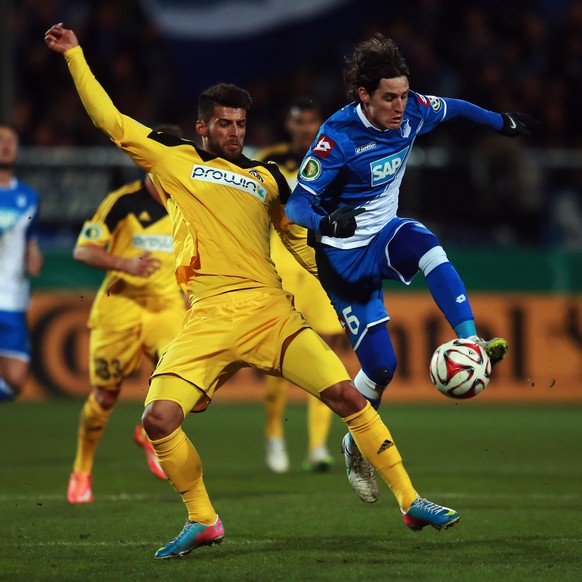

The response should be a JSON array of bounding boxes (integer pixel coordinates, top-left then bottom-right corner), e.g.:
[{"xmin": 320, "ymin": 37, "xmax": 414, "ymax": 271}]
[
  {"xmin": 271, "ymin": 197, "xmax": 317, "ymax": 277},
  {"xmin": 413, "ymin": 92, "xmax": 448, "ymax": 134},
  {"xmin": 64, "ymin": 46, "xmax": 168, "ymax": 173},
  {"xmin": 296, "ymin": 130, "xmax": 345, "ymax": 196},
  {"xmin": 74, "ymin": 192, "xmax": 120, "ymax": 249}
]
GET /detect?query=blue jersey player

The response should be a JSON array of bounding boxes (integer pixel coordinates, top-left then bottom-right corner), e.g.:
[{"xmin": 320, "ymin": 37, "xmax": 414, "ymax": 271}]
[
  {"xmin": 0, "ymin": 124, "xmax": 43, "ymax": 401},
  {"xmin": 286, "ymin": 34, "xmax": 538, "ymax": 504}
]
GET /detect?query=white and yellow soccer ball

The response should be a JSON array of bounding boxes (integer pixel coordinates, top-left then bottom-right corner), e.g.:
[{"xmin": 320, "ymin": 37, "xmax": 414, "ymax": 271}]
[{"xmin": 429, "ymin": 338, "xmax": 491, "ymax": 399}]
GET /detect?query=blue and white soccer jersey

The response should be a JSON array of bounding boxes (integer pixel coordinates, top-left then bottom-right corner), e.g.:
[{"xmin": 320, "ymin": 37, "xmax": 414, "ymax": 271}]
[
  {"xmin": 296, "ymin": 92, "xmax": 447, "ymax": 250},
  {"xmin": 295, "ymin": 92, "xmax": 447, "ymax": 348},
  {"xmin": 0, "ymin": 178, "xmax": 40, "ymax": 360}
]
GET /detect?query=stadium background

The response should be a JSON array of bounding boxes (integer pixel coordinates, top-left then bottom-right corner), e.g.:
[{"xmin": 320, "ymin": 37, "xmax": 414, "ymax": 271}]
[{"xmin": 2, "ymin": 0, "xmax": 582, "ymax": 403}]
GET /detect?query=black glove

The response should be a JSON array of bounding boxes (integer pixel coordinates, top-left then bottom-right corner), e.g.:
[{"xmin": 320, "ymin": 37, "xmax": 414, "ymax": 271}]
[
  {"xmin": 499, "ymin": 112, "xmax": 540, "ymax": 137},
  {"xmin": 319, "ymin": 205, "xmax": 365, "ymax": 238}
]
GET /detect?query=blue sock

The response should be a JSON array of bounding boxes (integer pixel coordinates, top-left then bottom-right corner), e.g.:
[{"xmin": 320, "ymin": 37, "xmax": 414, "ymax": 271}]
[
  {"xmin": 454, "ymin": 320, "xmax": 477, "ymax": 338},
  {"xmin": 426, "ymin": 262, "xmax": 474, "ymax": 330}
]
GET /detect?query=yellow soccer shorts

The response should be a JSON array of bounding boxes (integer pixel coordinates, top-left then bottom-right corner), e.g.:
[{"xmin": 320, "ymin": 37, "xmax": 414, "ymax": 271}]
[
  {"xmin": 270, "ymin": 231, "xmax": 342, "ymax": 335},
  {"xmin": 89, "ymin": 299, "xmax": 186, "ymax": 389},
  {"xmin": 147, "ymin": 287, "xmax": 350, "ymax": 415}
]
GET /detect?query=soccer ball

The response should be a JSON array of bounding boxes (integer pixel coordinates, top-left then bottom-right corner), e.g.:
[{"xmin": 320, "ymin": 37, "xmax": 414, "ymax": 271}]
[{"xmin": 429, "ymin": 338, "xmax": 491, "ymax": 399}]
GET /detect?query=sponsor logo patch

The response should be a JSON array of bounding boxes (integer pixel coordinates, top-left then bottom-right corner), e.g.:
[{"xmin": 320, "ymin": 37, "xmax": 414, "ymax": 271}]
[
  {"xmin": 248, "ymin": 169, "xmax": 264, "ymax": 182},
  {"xmin": 132, "ymin": 234, "xmax": 174, "ymax": 253},
  {"xmin": 299, "ymin": 156, "xmax": 322, "ymax": 181},
  {"xmin": 355, "ymin": 142, "xmax": 377, "ymax": 154},
  {"xmin": 313, "ymin": 135, "xmax": 335, "ymax": 158},
  {"xmin": 427, "ymin": 95, "xmax": 443, "ymax": 113},
  {"xmin": 191, "ymin": 164, "xmax": 266, "ymax": 201},
  {"xmin": 81, "ymin": 223, "xmax": 103, "ymax": 241},
  {"xmin": 370, "ymin": 146, "xmax": 409, "ymax": 186},
  {"xmin": 417, "ymin": 94, "xmax": 430, "ymax": 107}
]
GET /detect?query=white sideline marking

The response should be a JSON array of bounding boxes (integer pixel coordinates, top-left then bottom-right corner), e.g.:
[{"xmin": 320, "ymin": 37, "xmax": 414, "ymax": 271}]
[{"xmin": 0, "ymin": 492, "xmax": 578, "ymax": 502}]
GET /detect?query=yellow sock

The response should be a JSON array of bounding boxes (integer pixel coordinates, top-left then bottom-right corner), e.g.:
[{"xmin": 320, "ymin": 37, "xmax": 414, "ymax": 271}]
[
  {"xmin": 264, "ymin": 375, "xmax": 287, "ymax": 439},
  {"xmin": 150, "ymin": 426, "xmax": 216, "ymax": 524},
  {"xmin": 72, "ymin": 391, "xmax": 113, "ymax": 474},
  {"xmin": 343, "ymin": 402, "xmax": 418, "ymax": 510},
  {"xmin": 307, "ymin": 396, "xmax": 332, "ymax": 452}
]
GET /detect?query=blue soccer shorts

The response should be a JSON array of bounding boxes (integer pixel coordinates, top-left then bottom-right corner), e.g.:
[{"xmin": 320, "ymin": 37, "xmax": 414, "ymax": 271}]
[
  {"xmin": 0, "ymin": 310, "xmax": 31, "ymax": 361},
  {"xmin": 315, "ymin": 218, "xmax": 436, "ymax": 350}
]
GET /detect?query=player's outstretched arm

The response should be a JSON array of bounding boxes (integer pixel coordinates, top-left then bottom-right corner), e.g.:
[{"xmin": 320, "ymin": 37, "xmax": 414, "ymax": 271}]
[
  {"xmin": 44, "ymin": 23, "xmax": 158, "ymax": 173},
  {"xmin": 44, "ymin": 23, "xmax": 79, "ymax": 53}
]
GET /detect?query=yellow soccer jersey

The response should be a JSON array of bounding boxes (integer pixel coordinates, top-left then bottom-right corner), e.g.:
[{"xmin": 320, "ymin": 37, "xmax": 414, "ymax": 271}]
[
  {"xmin": 256, "ymin": 144, "xmax": 342, "ymax": 335},
  {"xmin": 76, "ymin": 179, "xmax": 183, "ymax": 328},
  {"xmin": 65, "ymin": 46, "xmax": 316, "ymax": 304}
]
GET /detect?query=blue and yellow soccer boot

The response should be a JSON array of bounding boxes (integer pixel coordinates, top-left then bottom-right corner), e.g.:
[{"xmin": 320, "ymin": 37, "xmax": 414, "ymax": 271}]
[
  {"xmin": 154, "ymin": 516, "xmax": 225, "ymax": 559},
  {"xmin": 402, "ymin": 497, "xmax": 460, "ymax": 531}
]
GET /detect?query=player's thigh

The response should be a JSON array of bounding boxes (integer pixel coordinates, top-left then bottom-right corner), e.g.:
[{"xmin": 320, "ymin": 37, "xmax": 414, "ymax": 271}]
[
  {"xmin": 143, "ymin": 303, "xmax": 186, "ymax": 361},
  {"xmin": 292, "ymin": 270, "xmax": 343, "ymax": 336},
  {"xmin": 151, "ymin": 298, "xmax": 240, "ymax": 404},
  {"xmin": 281, "ymin": 328, "xmax": 350, "ymax": 398},
  {"xmin": 380, "ymin": 219, "xmax": 441, "ymax": 282},
  {"xmin": 89, "ymin": 326, "xmax": 143, "ymax": 388},
  {"xmin": 230, "ymin": 288, "xmax": 310, "ymax": 374}
]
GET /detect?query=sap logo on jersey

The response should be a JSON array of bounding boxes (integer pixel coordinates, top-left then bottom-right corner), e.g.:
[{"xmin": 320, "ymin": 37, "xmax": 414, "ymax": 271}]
[
  {"xmin": 370, "ymin": 146, "xmax": 410, "ymax": 186},
  {"xmin": 313, "ymin": 135, "xmax": 335, "ymax": 158},
  {"xmin": 191, "ymin": 164, "xmax": 266, "ymax": 201},
  {"xmin": 0, "ymin": 209, "xmax": 20, "ymax": 231},
  {"xmin": 132, "ymin": 234, "xmax": 174, "ymax": 253}
]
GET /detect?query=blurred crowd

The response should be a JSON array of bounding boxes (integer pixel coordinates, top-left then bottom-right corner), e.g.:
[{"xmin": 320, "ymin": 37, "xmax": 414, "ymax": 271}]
[{"xmin": 6, "ymin": 0, "xmax": 582, "ymax": 247}]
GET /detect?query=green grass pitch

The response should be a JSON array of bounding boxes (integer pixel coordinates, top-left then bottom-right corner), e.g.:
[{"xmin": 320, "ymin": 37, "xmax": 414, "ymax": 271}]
[{"xmin": 1, "ymin": 399, "xmax": 581, "ymax": 581}]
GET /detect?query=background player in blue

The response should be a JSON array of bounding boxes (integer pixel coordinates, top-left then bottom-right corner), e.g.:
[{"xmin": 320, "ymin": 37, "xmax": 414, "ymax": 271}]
[
  {"xmin": 286, "ymin": 34, "xmax": 539, "ymax": 503},
  {"xmin": 0, "ymin": 124, "xmax": 43, "ymax": 401}
]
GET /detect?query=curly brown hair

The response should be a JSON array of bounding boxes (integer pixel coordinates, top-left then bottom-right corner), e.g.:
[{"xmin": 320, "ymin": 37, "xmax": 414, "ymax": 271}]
[{"xmin": 343, "ymin": 33, "xmax": 410, "ymax": 102}]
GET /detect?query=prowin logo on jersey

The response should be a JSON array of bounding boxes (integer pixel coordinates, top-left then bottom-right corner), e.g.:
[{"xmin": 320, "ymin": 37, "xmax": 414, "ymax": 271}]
[
  {"xmin": 132, "ymin": 234, "xmax": 173, "ymax": 253},
  {"xmin": 191, "ymin": 165, "xmax": 266, "ymax": 201},
  {"xmin": 370, "ymin": 146, "xmax": 410, "ymax": 186}
]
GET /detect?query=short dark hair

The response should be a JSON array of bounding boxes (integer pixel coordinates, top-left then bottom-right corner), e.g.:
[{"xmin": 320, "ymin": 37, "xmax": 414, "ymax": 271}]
[
  {"xmin": 286, "ymin": 97, "xmax": 322, "ymax": 118},
  {"xmin": 198, "ymin": 83, "xmax": 253, "ymax": 122},
  {"xmin": 344, "ymin": 33, "xmax": 410, "ymax": 102}
]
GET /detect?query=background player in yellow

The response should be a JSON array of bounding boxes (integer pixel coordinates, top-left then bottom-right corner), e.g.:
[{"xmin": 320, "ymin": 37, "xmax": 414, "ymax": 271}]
[
  {"xmin": 256, "ymin": 99, "xmax": 345, "ymax": 473},
  {"xmin": 46, "ymin": 23, "xmax": 461, "ymax": 560},
  {"xmin": 67, "ymin": 135, "xmax": 188, "ymax": 503}
]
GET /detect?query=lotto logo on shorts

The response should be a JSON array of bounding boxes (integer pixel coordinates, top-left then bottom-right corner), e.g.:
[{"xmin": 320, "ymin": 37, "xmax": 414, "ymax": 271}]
[{"xmin": 313, "ymin": 135, "xmax": 335, "ymax": 158}]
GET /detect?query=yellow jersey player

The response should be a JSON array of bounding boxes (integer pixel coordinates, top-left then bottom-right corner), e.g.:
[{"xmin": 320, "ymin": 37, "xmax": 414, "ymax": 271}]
[
  {"xmin": 256, "ymin": 99, "xmax": 345, "ymax": 473},
  {"xmin": 67, "ymin": 163, "xmax": 188, "ymax": 503},
  {"xmin": 47, "ymin": 23, "xmax": 461, "ymax": 560}
]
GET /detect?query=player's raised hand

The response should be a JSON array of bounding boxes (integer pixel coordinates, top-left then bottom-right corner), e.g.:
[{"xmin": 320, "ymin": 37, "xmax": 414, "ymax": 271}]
[
  {"xmin": 499, "ymin": 112, "xmax": 540, "ymax": 137},
  {"xmin": 319, "ymin": 205, "xmax": 365, "ymax": 238},
  {"xmin": 44, "ymin": 23, "xmax": 79, "ymax": 53}
]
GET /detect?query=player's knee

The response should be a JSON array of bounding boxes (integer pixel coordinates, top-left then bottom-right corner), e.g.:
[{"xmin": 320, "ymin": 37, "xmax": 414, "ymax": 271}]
[
  {"xmin": 371, "ymin": 366, "xmax": 395, "ymax": 387},
  {"xmin": 142, "ymin": 400, "xmax": 183, "ymax": 440},
  {"xmin": 94, "ymin": 386, "xmax": 120, "ymax": 410},
  {"xmin": 320, "ymin": 380, "xmax": 367, "ymax": 418}
]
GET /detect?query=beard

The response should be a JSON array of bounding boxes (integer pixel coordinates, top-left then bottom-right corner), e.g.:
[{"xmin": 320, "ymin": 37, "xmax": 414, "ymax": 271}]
[
  {"xmin": 206, "ymin": 135, "xmax": 242, "ymax": 162},
  {"xmin": 0, "ymin": 162, "xmax": 14, "ymax": 171}
]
